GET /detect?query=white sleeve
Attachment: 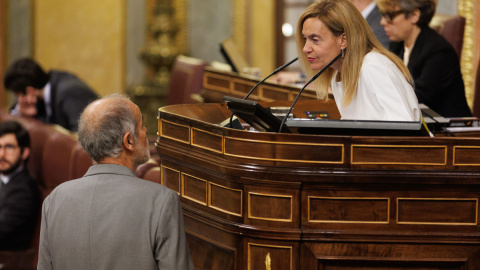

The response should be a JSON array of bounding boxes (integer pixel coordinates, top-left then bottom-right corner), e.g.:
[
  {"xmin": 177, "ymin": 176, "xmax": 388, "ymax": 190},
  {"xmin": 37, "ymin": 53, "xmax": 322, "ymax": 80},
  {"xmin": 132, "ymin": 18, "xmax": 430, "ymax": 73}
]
[{"xmin": 361, "ymin": 56, "xmax": 421, "ymax": 121}]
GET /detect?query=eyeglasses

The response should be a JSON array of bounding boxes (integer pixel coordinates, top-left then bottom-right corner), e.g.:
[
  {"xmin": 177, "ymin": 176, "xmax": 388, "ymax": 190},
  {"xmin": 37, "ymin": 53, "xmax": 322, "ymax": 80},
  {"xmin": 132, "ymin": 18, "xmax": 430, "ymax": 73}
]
[
  {"xmin": 380, "ymin": 10, "xmax": 405, "ymax": 24},
  {"xmin": 0, "ymin": 144, "xmax": 19, "ymax": 153}
]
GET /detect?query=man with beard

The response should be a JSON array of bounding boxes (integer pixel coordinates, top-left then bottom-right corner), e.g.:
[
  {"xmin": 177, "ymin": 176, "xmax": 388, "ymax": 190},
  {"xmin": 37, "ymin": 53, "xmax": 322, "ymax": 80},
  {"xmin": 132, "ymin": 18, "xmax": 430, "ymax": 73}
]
[
  {"xmin": 0, "ymin": 120, "xmax": 40, "ymax": 250},
  {"xmin": 37, "ymin": 94, "xmax": 194, "ymax": 270}
]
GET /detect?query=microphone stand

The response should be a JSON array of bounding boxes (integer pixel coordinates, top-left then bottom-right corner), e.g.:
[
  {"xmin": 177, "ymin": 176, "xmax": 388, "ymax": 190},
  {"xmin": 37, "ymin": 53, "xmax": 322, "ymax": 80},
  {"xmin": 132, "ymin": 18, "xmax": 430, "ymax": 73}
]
[
  {"xmin": 227, "ymin": 57, "xmax": 299, "ymax": 127},
  {"xmin": 242, "ymin": 57, "xmax": 298, "ymax": 100},
  {"xmin": 278, "ymin": 53, "xmax": 342, "ymax": 133}
]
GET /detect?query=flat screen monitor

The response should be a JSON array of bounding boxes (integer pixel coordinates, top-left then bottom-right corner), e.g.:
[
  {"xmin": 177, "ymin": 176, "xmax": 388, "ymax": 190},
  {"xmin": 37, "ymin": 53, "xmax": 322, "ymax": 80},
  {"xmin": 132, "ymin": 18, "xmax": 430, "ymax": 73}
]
[
  {"xmin": 220, "ymin": 38, "xmax": 249, "ymax": 73},
  {"xmin": 223, "ymin": 96, "xmax": 291, "ymax": 133}
]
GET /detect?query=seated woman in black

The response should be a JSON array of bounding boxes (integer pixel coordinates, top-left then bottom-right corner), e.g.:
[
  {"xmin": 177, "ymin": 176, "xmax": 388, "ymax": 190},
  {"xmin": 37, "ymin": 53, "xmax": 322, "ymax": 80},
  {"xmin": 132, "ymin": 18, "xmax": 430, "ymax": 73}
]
[{"xmin": 378, "ymin": 0, "xmax": 472, "ymax": 117}]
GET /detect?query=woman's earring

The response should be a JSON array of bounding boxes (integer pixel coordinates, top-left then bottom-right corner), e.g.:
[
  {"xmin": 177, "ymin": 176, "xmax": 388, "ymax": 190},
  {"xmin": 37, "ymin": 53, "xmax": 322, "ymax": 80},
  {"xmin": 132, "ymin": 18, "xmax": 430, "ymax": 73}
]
[{"xmin": 341, "ymin": 48, "xmax": 345, "ymax": 57}]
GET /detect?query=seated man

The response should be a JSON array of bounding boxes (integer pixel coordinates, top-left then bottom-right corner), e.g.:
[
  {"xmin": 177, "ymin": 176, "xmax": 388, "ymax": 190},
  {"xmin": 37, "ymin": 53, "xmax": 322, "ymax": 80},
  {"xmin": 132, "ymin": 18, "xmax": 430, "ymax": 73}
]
[
  {"xmin": 37, "ymin": 94, "xmax": 195, "ymax": 269},
  {"xmin": 3, "ymin": 58, "xmax": 98, "ymax": 132},
  {"xmin": 0, "ymin": 120, "xmax": 40, "ymax": 251}
]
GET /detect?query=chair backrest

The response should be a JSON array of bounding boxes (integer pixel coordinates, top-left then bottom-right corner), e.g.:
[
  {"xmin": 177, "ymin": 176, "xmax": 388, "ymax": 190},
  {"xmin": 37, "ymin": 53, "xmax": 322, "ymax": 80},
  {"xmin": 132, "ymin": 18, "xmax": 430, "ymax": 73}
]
[
  {"xmin": 430, "ymin": 14, "xmax": 466, "ymax": 59},
  {"xmin": 166, "ymin": 55, "xmax": 207, "ymax": 105},
  {"xmin": 0, "ymin": 249, "xmax": 36, "ymax": 270}
]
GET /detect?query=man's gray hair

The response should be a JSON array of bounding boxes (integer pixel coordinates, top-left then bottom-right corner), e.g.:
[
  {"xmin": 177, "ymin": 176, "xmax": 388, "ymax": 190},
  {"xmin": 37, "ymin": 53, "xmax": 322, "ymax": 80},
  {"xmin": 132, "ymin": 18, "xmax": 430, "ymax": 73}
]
[{"xmin": 78, "ymin": 94, "xmax": 137, "ymax": 163}]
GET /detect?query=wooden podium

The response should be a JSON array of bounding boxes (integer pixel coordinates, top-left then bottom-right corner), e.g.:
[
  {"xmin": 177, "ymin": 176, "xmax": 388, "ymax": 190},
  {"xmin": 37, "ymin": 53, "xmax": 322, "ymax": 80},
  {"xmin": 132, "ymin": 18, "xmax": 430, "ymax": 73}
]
[{"xmin": 156, "ymin": 71, "xmax": 480, "ymax": 269}]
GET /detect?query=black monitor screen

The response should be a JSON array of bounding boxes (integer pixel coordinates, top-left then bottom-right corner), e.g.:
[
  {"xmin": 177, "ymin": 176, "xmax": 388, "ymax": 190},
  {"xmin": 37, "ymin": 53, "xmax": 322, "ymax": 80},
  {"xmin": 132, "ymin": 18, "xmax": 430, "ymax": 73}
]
[
  {"xmin": 223, "ymin": 96, "xmax": 291, "ymax": 133},
  {"xmin": 220, "ymin": 38, "xmax": 249, "ymax": 73}
]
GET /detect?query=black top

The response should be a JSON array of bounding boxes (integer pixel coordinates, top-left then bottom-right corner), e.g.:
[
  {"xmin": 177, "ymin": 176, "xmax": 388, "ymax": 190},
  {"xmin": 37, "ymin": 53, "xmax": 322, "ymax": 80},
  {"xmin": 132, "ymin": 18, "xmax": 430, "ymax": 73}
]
[
  {"xmin": 390, "ymin": 27, "xmax": 472, "ymax": 117},
  {"xmin": 0, "ymin": 169, "xmax": 40, "ymax": 250}
]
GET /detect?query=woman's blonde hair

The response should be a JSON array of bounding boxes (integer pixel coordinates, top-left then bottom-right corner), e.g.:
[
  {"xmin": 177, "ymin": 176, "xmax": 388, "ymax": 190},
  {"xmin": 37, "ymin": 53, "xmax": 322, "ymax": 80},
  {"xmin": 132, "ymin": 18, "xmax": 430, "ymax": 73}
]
[{"xmin": 296, "ymin": 0, "xmax": 412, "ymax": 107}]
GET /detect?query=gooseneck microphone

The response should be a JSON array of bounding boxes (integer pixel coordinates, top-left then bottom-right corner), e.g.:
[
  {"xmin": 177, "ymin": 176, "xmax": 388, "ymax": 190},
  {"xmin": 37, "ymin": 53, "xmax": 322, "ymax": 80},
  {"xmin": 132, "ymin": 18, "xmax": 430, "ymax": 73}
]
[
  {"xmin": 242, "ymin": 57, "xmax": 298, "ymax": 100},
  {"xmin": 278, "ymin": 52, "xmax": 342, "ymax": 133},
  {"xmin": 224, "ymin": 57, "xmax": 299, "ymax": 128}
]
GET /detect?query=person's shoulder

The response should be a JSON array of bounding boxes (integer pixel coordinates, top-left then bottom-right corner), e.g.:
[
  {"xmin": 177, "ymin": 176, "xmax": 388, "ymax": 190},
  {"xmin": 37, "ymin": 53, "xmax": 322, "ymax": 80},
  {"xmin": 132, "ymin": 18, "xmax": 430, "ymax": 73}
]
[
  {"xmin": 47, "ymin": 176, "xmax": 83, "ymax": 194},
  {"xmin": 11, "ymin": 168, "xmax": 34, "ymax": 181},
  {"xmin": 361, "ymin": 51, "xmax": 399, "ymax": 74},
  {"xmin": 366, "ymin": 4, "xmax": 382, "ymax": 21},
  {"xmin": 418, "ymin": 27, "xmax": 452, "ymax": 50},
  {"xmin": 49, "ymin": 70, "xmax": 77, "ymax": 81},
  {"xmin": 50, "ymin": 70, "xmax": 96, "ymax": 94},
  {"xmin": 8, "ymin": 169, "xmax": 37, "ymax": 188},
  {"xmin": 420, "ymin": 27, "xmax": 443, "ymax": 39},
  {"xmin": 88, "ymin": 164, "xmax": 175, "ymax": 195},
  {"xmin": 363, "ymin": 51, "xmax": 391, "ymax": 64},
  {"xmin": 136, "ymin": 178, "xmax": 177, "ymax": 197}
]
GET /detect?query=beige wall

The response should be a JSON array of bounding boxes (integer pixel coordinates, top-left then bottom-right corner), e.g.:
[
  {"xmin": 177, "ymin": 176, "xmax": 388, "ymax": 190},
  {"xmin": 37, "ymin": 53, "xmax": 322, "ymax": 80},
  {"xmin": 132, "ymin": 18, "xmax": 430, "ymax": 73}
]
[
  {"xmin": 249, "ymin": 0, "xmax": 275, "ymax": 76},
  {"xmin": 33, "ymin": 0, "xmax": 125, "ymax": 97},
  {"xmin": 475, "ymin": 0, "xmax": 480, "ymax": 93}
]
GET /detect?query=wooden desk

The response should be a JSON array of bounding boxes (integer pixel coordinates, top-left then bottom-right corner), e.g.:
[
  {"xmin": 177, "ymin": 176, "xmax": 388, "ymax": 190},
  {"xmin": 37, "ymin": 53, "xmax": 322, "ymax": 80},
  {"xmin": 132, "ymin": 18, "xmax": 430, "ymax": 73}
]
[
  {"xmin": 201, "ymin": 68, "xmax": 330, "ymax": 103},
  {"xmin": 157, "ymin": 101, "xmax": 480, "ymax": 269}
]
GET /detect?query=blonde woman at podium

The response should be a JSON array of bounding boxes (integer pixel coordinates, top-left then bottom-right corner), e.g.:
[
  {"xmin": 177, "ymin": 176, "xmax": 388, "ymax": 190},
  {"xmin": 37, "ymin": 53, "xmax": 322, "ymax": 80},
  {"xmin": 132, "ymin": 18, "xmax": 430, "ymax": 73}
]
[{"xmin": 297, "ymin": 0, "xmax": 421, "ymax": 121}]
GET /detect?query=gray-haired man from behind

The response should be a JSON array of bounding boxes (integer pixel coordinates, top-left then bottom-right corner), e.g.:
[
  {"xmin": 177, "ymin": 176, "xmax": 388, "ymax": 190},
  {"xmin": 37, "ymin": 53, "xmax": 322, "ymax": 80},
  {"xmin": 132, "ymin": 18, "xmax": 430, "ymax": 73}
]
[{"xmin": 37, "ymin": 94, "xmax": 195, "ymax": 269}]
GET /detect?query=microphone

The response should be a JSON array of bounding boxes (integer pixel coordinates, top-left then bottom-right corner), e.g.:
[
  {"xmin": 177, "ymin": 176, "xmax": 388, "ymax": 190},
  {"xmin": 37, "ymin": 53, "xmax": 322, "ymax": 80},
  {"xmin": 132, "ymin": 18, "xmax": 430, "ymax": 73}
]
[
  {"xmin": 278, "ymin": 53, "xmax": 342, "ymax": 133},
  {"xmin": 223, "ymin": 57, "xmax": 298, "ymax": 128},
  {"xmin": 242, "ymin": 57, "xmax": 298, "ymax": 100}
]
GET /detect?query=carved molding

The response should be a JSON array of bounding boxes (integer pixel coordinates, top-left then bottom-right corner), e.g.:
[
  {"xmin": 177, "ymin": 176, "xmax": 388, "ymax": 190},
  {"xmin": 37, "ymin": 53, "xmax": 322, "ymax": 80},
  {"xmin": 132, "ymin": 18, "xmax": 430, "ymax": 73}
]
[{"xmin": 458, "ymin": 0, "xmax": 474, "ymax": 107}]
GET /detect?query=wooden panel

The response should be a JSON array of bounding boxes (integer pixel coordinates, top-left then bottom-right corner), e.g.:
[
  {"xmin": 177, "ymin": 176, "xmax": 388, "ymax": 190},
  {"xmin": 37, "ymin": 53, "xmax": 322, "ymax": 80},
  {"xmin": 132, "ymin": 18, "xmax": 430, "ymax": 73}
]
[
  {"xmin": 209, "ymin": 182, "xmax": 243, "ymax": 217},
  {"xmin": 161, "ymin": 165, "xmax": 180, "ymax": 193},
  {"xmin": 182, "ymin": 173, "xmax": 208, "ymax": 205},
  {"xmin": 225, "ymin": 137, "xmax": 344, "ymax": 164},
  {"xmin": 454, "ymin": 146, "xmax": 480, "ymax": 166},
  {"xmin": 301, "ymin": 242, "xmax": 477, "ymax": 270},
  {"xmin": 351, "ymin": 145, "xmax": 446, "ymax": 165},
  {"xmin": 248, "ymin": 193, "xmax": 293, "ymax": 222},
  {"xmin": 317, "ymin": 258, "xmax": 467, "ymax": 269},
  {"xmin": 308, "ymin": 197, "xmax": 389, "ymax": 224},
  {"xmin": 261, "ymin": 86, "xmax": 291, "ymax": 100},
  {"xmin": 187, "ymin": 233, "xmax": 236, "ymax": 270},
  {"xmin": 397, "ymin": 198, "xmax": 478, "ymax": 225},
  {"xmin": 184, "ymin": 207, "xmax": 242, "ymax": 249},
  {"xmin": 204, "ymin": 73, "xmax": 231, "ymax": 93},
  {"xmin": 289, "ymin": 89, "xmax": 318, "ymax": 101},
  {"xmin": 191, "ymin": 128, "xmax": 223, "ymax": 153},
  {"xmin": 202, "ymin": 69, "xmax": 335, "ymax": 103},
  {"xmin": 160, "ymin": 120, "xmax": 190, "ymax": 144},
  {"xmin": 248, "ymin": 242, "xmax": 293, "ymax": 270},
  {"xmin": 232, "ymin": 79, "xmax": 255, "ymax": 96}
]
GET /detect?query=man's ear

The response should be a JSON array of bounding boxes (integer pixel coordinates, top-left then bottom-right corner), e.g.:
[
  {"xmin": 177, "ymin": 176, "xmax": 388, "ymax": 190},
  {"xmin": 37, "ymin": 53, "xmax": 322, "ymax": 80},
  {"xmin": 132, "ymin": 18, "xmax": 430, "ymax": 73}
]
[
  {"xmin": 21, "ymin": 147, "xmax": 30, "ymax": 161},
  {"xmin": 409, "ymin": 9, "xmax": 420, "ymax": 24},
  {"xmin": 123, "ymin": 132, "xmax": 134, "ymax": 151}
]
